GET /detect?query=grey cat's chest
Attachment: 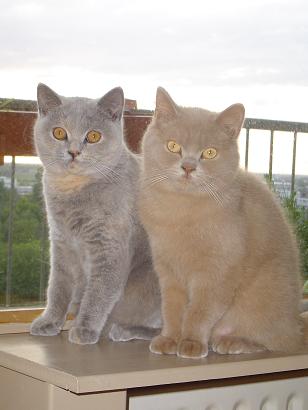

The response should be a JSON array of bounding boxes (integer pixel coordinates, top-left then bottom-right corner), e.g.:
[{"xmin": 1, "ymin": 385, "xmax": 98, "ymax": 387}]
[{"xmin": 45, "ymin": 184, "xmax": 111, "ymax": 238}]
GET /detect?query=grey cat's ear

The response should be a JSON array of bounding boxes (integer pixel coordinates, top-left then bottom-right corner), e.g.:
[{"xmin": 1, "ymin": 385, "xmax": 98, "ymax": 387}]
[
  {"xmin": 37, "ymin": 83, "xmax": 62, "ymax": 116},
  {"xmin": 216, "ymin": 103, "xmax": 245, "ymax": 139},
  {"xmin": 155, "ymin": 87, "xmax": 178, "ymax": 120},
  {"xmin": 98, "ymin": 87, "xmax": 124, "ymax": 121}
]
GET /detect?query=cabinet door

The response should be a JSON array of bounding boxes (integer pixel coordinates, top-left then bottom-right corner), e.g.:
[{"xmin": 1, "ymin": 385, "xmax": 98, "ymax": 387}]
[{"xmin": 129, "ymin": 377, "xmax": 308, "ymax": 410}]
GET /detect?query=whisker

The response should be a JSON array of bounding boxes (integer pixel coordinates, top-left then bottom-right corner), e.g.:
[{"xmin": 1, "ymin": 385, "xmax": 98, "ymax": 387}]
[
  {"xmin": 142, "ymin": 175, "xmax": 169, "ymax": 189},
  {"xmin": 198, "ymin": 184, "xmax": 221, "ymax": 206},
  {"xmin": 197, "ymin": 178, "xmax": 225, "ymax": 206},
  {"xmin": 43, "ymin": 159, "xmax": 60, "ymax": 169},
  {"xmin": 83, "ymin": 155, "xmax": 122, "ymax": 180},
  {"xmin": 88, "ymin": 160, "xmax": 119, "ymax": 184}
]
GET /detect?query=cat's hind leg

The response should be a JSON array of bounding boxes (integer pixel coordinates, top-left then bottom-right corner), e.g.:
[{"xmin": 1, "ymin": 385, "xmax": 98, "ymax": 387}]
[
  {"xmin": 211, "ymin": 267, "xmax": 303, "ymax": 354},
  {"xmin": 211, "ymin": 335, "xmax": 265, "ymax": 354},
  {"xmin": 109, "ymin": 323, "xmax": 160, "ymax": 342}
]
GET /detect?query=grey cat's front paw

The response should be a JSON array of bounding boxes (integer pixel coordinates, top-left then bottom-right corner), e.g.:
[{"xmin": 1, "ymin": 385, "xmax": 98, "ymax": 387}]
[
  {"xmin": 30, "ymin": 316, "xmax": 62, "ymax": 336},
  {"xmin": 69, "ymin": 326, "xmax": 100, "ymax": 344}
]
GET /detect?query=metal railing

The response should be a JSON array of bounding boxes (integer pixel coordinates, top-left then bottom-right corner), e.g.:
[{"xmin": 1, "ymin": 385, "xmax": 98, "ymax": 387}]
[
  {"xmin": 1, "ymin": 114, "xmax": 308, "ymax": 307},
  {"xmin": 243, "ymin": 118, "xmax": 308, "ymax": 194}
]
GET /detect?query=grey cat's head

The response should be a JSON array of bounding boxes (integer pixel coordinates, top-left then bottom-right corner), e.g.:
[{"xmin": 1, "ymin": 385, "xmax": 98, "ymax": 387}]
[
  {"xmin": 34, "ymin": 83, "xmax": 125, "ymax": 178},
  {"xmin": 142, "ymin": 87, "xmax": 245, "ymax": 197}
]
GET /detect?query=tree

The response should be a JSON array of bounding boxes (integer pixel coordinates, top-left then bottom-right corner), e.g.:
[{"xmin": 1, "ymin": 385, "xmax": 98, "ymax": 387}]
[{"xmin": 0, "ymin": 167, "xmax": 50, "ymax": 306}]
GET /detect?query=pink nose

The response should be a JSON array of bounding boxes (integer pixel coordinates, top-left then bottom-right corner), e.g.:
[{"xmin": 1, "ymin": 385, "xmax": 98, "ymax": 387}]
[
  {"xmin": 68, "ymin": 150, "xmax": 80, "ymax": 160},
  {"xmin": 181, "ymin": 163, "xmax": 196, "ymax": 175}
]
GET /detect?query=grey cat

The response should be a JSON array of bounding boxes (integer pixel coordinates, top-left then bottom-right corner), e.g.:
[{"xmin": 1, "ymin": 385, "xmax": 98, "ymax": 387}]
[{"xmin": 30, "ymin": 84, "xmax": 161, "ymax": 344}]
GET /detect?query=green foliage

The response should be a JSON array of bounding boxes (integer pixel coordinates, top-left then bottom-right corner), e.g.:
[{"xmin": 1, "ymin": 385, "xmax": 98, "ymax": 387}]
[
  {"xmin": 0, "ymin": 168, "xmax": 49, "ymax": 307},
  {"xmin": 0, "ymin": 241, "xmax": 45, "ymax": 304},
  {"xmin": 304, "ymin": 280, "xmax": 308, "ymax": 295},
  {"xmin": 264, "ymin": 175, "xmax": 308, "ymax": 282},
  {"xmin": 282, "ymin": 193, "xmax": 308, "ymax": 280}
]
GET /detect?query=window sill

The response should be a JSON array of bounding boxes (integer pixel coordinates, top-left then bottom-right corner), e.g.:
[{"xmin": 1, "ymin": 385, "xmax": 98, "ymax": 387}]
[
  {"xmin": 0, "ymin": 296, "xmax": 306, "ymax": 325},
  {"xmin": 0, "ymin": 307, "xmax": 44, "ymax": 324},
  {"xmin": 0, "ymin": 308, "xmax": 73, "ymax": 334}
]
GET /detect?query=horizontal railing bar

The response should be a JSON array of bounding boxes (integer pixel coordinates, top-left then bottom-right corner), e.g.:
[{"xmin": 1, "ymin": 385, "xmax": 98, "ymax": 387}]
[
  {"xmin": 1, "ymin": 110, "xmax": 308, "ymax": 157},
  {"xmin": 0, "ymin": 111, "xmax": 152, "ymax": 156},
  {"xmin": 244, "ymin": 118, "xmax": 308, "ymax": 133}
]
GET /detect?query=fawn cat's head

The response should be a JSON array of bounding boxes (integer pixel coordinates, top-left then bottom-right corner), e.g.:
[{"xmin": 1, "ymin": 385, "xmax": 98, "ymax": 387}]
[{"xmin": 142, "ymin": 87, "xmax": 245, "ymax": 199}]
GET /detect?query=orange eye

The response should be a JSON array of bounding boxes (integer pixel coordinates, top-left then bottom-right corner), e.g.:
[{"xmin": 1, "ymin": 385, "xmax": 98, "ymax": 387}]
[
  {"xmin": 53, "ymin": 127, "xmax": 67, "ymax": 140},
  {"xmin": 86, "ymin": 130, "xmax": 102, "ymax": 143},
  {"xmin": 201, "ymin": 147, "xmax": 217, "ymax": 159},
  {"xmin": 167, "ymin": 140, "xmax": 181, "ymax": 154}
]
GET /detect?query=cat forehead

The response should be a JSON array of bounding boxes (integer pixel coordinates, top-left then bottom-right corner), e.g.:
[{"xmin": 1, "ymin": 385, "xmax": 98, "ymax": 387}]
[
  {"xmin": 156, "ymin": 107, "xmax": 225, "ymax": 145},
  {"xmin": 42, "ymin": 96, "xmax": 104, "ymax": 127},
  {"xmin": 59, "ymin": 97, "xmax": 99, "ymax": 117}
]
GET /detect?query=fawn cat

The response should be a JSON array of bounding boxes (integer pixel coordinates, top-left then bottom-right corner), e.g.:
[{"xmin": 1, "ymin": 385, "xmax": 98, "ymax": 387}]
[
  {"xmin": 139, "ymin": 87, "xmax": 306, "ymax": 359},
  {"xmin": 30, "ymin": 84, "xmax": 160, "ymax": 344}
]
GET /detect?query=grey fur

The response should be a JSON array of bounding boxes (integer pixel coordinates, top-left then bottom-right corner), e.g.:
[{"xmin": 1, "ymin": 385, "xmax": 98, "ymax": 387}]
[{"xmin": 30, "ymin": 84, "xmax": 161, "ymax": 344}]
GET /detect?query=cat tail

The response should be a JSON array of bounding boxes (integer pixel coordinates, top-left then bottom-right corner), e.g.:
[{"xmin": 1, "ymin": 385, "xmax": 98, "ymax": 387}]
[{"xmin": 300, "ymin": 311, "xmax": 308, "ymax": 344}]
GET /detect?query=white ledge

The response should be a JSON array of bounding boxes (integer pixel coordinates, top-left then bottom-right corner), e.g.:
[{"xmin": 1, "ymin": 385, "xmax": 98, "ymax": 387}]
[{"xmin": 0, "ymin": 332, "xmax": 307, "ymax": 394}]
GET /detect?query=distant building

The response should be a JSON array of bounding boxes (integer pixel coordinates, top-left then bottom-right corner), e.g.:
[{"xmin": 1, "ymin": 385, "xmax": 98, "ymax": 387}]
[
  {"xmin": 0, "ymin": 176, "xmax": 11, "ymax": 189},
  {"xmin": 297, "ymin": 197, "xmax": 308, "ymax": 208},
  {"xmin": 0, "ymin": 176, "xmax": 33, "ymax": 195},
  {"xmin": 272, "ymin": 175, "xmax": 308, "ymax": 208},
  {"xmin": 16, "ymin": 185, "xmax": 33, "ymax": 195}
]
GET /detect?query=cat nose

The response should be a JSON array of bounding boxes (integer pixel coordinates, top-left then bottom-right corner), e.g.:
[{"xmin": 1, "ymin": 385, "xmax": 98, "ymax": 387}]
[
  {"xmin": 181, "ymin": 161, "xmax": 196, "ymax": 175},
  {"xmin": 68, "ymin": 149, "xmax": 80, "ymax": 160}
]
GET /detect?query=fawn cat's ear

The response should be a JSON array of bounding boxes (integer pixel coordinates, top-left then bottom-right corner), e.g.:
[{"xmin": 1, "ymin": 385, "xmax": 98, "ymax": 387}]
[
  {"xmin": 155, "ymin": 87, "xmax": 178, "ymax": 120},
  {"xmin": 37, "ymin": 83, "xmax": 62, "ymax": 116},
  {"xmin": 216, "ymin": 103, "xmax": 245, "ymax": 139},
  {"xmin": 98, "ymin": 87, "xmax": 124, "ymax": 121}
]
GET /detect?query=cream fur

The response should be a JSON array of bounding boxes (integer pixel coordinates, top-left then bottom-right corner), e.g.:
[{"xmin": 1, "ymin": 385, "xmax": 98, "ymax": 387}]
[
  {"xmin": 139, "ymin": 87, "xmax": 305, "ymax": 359},
  {"xmin": 51, "ymin": 173, "xmax": 91, "ymax": 193}
]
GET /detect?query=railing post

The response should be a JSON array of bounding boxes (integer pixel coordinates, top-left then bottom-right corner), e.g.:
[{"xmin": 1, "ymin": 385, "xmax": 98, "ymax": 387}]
[
  {"xmin": 291, "ymin": 131, "xmax": 297, "ymax": 197},
  {"xmin": 39, "ymin": 215, "xmax": 48, "ymax": 303},
  {"xmin": 245, "ymin": 128, "xmax": 250, "ymax": 170},
  {"xmin": 268, "ymin": 130, "xmax": 274, "ymax": 182},
  {"xmin": 5, "ymin": 156, "xmax": 16, "ymax": 307}
]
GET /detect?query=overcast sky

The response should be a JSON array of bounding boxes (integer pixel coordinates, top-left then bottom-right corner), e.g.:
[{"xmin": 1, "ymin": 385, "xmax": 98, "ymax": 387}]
[{"xmin": 1, "ymin": 0, "xmax": 308, "ymax": 173}]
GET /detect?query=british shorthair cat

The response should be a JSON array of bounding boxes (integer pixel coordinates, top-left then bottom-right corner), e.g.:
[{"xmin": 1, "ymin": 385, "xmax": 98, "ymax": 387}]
[
  {"xmin": 139, "ymin": 87, "xmax": 306, "ymax": 359},
  {"xmin": 30, "ymin": 84, "xmax": 161, "ymax": 344}
]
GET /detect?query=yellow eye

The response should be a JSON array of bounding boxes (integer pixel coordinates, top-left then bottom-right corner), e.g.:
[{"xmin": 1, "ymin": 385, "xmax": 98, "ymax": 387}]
[
  {"xmin": 167, "ymin": 140, "xmax": 181, "ymax": 154},
  {"xmin": 53, "ymin": 127, "xmax": 67, "ymax": 140},
  {"xmin": 201, "ymin": 147, "xmax": 217, "ymax": 160},
  {"xmin": 86, "ymin": 130, "xmax": 102, "ymax": 144}
]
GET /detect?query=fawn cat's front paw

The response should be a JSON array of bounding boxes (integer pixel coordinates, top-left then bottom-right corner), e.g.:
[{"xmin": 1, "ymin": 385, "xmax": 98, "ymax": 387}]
[
  {"xmin": 177, "ymin": 339, "xmax": 208, "ymax": 359},
  {"xmin": 149, "ymin": 335, "xmax": 177, "ymax": 355},
  {"xmin": 69, "ymin": 326, "xmax": 100, "ymax": 344},
  {"xmin": 30, "ymin": 316, "xmax": 62, "ymax": 336}
]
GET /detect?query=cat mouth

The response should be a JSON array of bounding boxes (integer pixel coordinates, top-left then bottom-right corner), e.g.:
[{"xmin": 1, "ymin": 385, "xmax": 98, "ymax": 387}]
[
  {"xmin": 66, "ymin": 159, "xmax": 80, "ymax": 171},
  {"xmin": 181, "ymin": 173, "xmax": 193, "ymax": 181}
]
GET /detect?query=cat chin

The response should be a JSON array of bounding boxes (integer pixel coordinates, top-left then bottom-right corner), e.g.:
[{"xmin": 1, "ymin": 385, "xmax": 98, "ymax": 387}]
[
  {"xmin": 165, "ymin": 180, "xmax": 204, "ymax": 197},
  {"xmin": 63, "ymin": 161, "xmax": 86, "ymax": 174}
]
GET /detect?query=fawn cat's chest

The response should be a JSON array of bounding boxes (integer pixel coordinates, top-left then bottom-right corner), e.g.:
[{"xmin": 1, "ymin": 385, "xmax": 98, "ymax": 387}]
[{"xmin": 142, "ymin": 191, "xmax": 244, "ymax": 266}]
